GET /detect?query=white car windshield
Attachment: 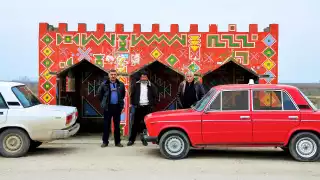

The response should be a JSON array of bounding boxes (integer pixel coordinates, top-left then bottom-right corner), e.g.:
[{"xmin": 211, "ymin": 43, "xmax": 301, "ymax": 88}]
[{"xmin": 12, "ymin": 85, "xmax": 41, "ymax": 108}]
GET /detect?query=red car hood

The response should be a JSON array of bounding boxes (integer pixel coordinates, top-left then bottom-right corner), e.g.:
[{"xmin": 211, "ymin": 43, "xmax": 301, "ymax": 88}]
[{"xmin": 146, "ymin": 108, "xmax": 197, "ymax": 119}]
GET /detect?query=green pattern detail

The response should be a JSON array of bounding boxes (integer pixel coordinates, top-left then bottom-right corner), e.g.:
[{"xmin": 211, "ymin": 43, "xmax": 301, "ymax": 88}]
[
  {"xmin": 207, "ymin": 34, "xmax": 255, "ymax": 48},
  {"xmin": 88, "ymin": 83, "xmax": 94, "ymax": 94},
  {"xmin": 236, "ymin": 35, "xmax": 255, "ymax": 47},
  {"xmin": 42, "ymin": 35, "xmax": 53, "ymax": 45},
  {"xmin": 73, "ymin": 34, "xmax": 80, "ymax": 45},
  {"xmin": 42, "ymin": 58, "xmax": 53, "ymax": 68},
  {"xmin": 94, "ymin": 55, "xmax": 104, "ymax": 67},
  {"xmin": 82, "ymin": 34, "xmax": 115, "ymax": 46},
  {"xmin": 65, "ymin": 35, "xmax": 72, "ymax": 43},
  {"xmin": 207, "ymin": 35, "xmax": 225, "ymax": 48},
  {"xmin": 43, "ymin": 81, "xmax": 52, "ymax": 91},
  {"xmin": 131, "ymin": 34, "xmax": 187, "ymax": 47},
  {"xmin": 222, "ymin": 35, "xmax": 240, "ymax": 47},
  {"xmin": 166, "ymin": 55, "xmax": 178, "ymax": 66},
  {"xmin": 57, "ymin": 34, "xmax": 63, "ymax": 45},
  {"xmin": 188, "ymin": 62, "xmax": 200, "ymax": 72},
  {"xmin": 66, "ymin": 57, "xmax": 73, "ymax": 66},
  {"xmin": 263, "ymin": 47, "xmax": 275, "ymax": 58},
  {"xmin": 118, "ymin": 35, "xmax": 129, "ymax": 51},
  {"xmin": 235, "ymin": 52, "xmax": 249, "ymax": 65}
]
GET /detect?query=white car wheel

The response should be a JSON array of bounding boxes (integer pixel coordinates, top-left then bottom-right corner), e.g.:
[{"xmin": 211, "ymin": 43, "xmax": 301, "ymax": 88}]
[
  {"xmin": 289, "ymin": 132, "xmax": 320, "ymax": 162},
  {"xmin": 0, "ymin": 128, "xmax": 30, "ymax": 158},
  {"xmin": 159, "ymin": 130, "xmax": 190, "ymax": 160}
]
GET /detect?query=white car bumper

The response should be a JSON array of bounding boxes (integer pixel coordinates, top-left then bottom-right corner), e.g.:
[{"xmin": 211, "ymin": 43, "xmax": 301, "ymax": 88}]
[{"xmin": 51, "ymin": 123, "xmax": 80, "ymax": 139}]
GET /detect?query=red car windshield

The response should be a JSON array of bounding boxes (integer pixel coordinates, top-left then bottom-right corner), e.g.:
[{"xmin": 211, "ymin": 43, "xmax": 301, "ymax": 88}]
[{"xmin": 192, "ymin": 88, "xmax": 216, "ymax": 111}]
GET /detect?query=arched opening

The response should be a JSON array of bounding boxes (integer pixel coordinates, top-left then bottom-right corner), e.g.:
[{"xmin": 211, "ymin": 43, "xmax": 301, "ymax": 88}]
[
  {"xmin": 57, "ymin": 60, "xmax": 108, "ymax": 133},
  {"xmin": 202, "ymin": 60, "xmax": 259, "ymax": 92},
  {"xmin": 130, "ymin": 61, "xmax": 185, "ymax": 111}
]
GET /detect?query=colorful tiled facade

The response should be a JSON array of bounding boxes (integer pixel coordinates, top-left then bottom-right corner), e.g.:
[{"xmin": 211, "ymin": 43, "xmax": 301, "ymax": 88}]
[{"xmin": 38, "ymin": 23, "xmax": 279, "ymax": 136}]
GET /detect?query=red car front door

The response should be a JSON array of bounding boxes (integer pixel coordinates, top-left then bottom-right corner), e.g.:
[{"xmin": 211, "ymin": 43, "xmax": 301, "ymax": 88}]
[
  {"xmin": 201, "ymin": 90, "xmax": 253, "ymax": 144},
  {"xmin": 251, "ymin": 89, "xmax": 300, "ymax": 144}
]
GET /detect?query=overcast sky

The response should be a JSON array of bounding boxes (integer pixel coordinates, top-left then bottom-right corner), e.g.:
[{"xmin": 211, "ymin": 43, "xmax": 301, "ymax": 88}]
[{"xmin": 0, "ymin": 0, "xmax": 319, "ymax": 83}]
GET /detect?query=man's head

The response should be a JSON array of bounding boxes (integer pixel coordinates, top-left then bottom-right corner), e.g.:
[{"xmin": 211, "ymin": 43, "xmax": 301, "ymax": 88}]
[
  {"xmin": 139, "ymin": 70, "xmax": 149, "ymax": 82},
  {"xmin": 185, "ymin": 71, "xmax": 194, "ymax": 83},
  {"xmin": 109, "ymin": 69, "xmax": 117, "ymax": 82}
]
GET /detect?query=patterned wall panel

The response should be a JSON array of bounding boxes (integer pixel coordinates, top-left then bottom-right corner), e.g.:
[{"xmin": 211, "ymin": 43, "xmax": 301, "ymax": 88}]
[{"xmin": 38, "ymin": 23, "xmax": 279, "ymax": 136}]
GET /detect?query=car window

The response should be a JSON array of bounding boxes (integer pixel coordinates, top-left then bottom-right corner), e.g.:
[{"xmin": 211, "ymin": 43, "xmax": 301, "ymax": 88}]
[
  {"xmin": 209, "ymin": 93, "xmax": 221, "ymax": 110},
  {"xmin": 0, "ymin": 93, "xmax": 8, "ymax": 109},
  {"xmin": 252, "ymin": 90, "xmax": 282, "ymax": 110},
  {"xmin": 283, "ymin": 91, "xmax": 297, "ymax": 110},
  {"xmin": 12, "ymin": 85, "xmax": 41, "ymax": 108},
  {"xmin": 221, "ymin": 90, "xmax": 249, "ymax": 111},
  {"xmin": 193, "ymin": 88, "xmax": 216, "ymax": 111}
]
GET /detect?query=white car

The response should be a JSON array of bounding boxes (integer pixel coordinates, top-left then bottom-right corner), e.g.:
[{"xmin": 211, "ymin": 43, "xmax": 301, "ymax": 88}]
[{"xmin": 0, "ymin": 81, "xmax": 80, "ymax": 157}]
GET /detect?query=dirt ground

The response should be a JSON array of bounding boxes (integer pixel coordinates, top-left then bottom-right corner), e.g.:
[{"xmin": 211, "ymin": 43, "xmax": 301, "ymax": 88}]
[{"xmin": 0, "ymin": 136, "xmax": 319, "ymax": 180}]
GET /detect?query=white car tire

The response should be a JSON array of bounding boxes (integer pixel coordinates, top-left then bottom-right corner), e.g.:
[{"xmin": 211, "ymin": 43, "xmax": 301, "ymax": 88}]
[
  {"xmin": 0, "ymin": 128, "xmax": 30, "ymax": 158},
  {"xmin": 289, "ymin": 132, "xmax": 320, "ymax": 162},
  {"xmin": 159, "ymin": 130, "xmax": 190, "ymax": 160}
]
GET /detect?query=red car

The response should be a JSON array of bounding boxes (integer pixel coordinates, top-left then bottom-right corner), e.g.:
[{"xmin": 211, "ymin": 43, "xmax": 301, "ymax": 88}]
[{"xmin": 142, "ymin": 83, "xmax": 320, "ymax": 162}]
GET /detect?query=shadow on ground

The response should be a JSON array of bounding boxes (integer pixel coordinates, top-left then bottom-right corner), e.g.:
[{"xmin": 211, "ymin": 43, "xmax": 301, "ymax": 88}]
[
  {"xmin": 144, "ymin": 147, "xmax": 296, "ymax": 161},
  {"xmin": 27, "ymin": 146, "xmax": 78, "ymax": 157}
]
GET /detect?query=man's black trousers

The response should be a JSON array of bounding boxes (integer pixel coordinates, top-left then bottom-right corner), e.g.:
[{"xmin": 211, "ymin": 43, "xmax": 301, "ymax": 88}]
[
  {"xmin": 129, "ymin": 105, "xmax": 152, "ymax": 142},
  {"xmin": 102, "ymin": 104, "xmax": 122, "ymax": 145}
]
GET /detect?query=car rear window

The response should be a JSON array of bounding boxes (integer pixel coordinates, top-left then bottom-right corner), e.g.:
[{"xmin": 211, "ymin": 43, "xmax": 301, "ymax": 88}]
[{"xmin": 0, "ymin": 93, "xmax": 8, "ymax": 109}]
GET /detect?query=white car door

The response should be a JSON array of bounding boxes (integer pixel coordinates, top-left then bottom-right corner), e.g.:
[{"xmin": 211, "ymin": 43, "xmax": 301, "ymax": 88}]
[{"xmin": 0, "ymin": 93, "xmax": 8, "ymax": 124}]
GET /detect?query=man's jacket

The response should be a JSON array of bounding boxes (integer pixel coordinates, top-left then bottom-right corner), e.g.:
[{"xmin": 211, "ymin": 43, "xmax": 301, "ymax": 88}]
[
  {"xmin": 97, "ymin": 79, "xmax": 126, "ymax": 111},
  {"xmin": 130, "ymin": 80, "xmax": 158, "ymax": 107},
  {"xmin": 176, "ymin": 80, "xmax": 205, "ymax": 108}
]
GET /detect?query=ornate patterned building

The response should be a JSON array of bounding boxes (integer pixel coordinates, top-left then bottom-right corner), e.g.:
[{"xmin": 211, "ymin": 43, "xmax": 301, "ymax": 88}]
[{"xmin": 38, "ymin": 23, "xmax": 279, "ymax": 136}]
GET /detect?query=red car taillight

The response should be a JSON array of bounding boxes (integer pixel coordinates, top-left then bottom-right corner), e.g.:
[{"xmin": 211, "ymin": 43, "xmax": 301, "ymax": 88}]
[{"xmin": 66, "ymin": 114, "xmax": 73, "ymax": 125}]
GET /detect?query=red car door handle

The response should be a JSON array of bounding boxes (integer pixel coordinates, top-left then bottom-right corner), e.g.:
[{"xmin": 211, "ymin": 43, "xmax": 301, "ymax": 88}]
[
  {"xmin": 240, "ymin": 116, "xmax": 250, "ymax": 119},
  {"xmin": 288, "ymin": 116, "xmax": 298, "ymax": 120}
]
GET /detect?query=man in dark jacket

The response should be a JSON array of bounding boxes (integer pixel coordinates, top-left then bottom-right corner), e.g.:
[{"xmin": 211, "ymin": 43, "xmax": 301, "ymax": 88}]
[
  {"xmin": 97, "ymin": 69, "xmax": 126, "ymax": 148},
  {"xmin": 177, "ymin": 71, "xmax": 205, "ymax": 109},
  {"xmin": 127, "ymin": 70, "xmax": 157, "ymax": 146}
]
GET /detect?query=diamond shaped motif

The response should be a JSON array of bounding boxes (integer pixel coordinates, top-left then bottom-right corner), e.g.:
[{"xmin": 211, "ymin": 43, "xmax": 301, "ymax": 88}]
[
  {"xmin": 166, "ymin": 54, "xmax": 178, "ymax": 66},
  {"xmin": 42, "ymin": 58, "xmax": 53, "ymax": 69},
  {"xmin": 262, "ymin": 59, "xmax": 276, "ymax": 71},
  {"xmin": 42, "ymin": 46, "xmax": 53, "ymax": 57},
  {"xmin": 42, "ymin": 70, "xmax": 52, "ymax": 80},
  {"xmin": 263, "ymin": 47, "xmax": 275, "ymax": 58},
  {"xmin": 42, "ymin": 81, "xmax": 53, "ymax": 91},
  {"xmin": 41, "ymin": 34, "xmax": 53, "ymax": 45},
  {"xmin": 188, "ymin": 62, "xmax": 200, "ymax": 73},
  {"xmin": 263, "ymin": 70, "xmax": 276, "ymax": 84},
  {"xmin": 263, "ymin": 34, "xmax": 276, "ymax": 46},
  {"xmin": 65, "ymin": 36, "xmax": 73, "ymax": 43},
  {"xmin": 41, "ymin": 93, "xmax": 53, "ymax": 103},
  {"xmin": 150, "ymin": 48, "xmax": 163, "ymax": 59}
]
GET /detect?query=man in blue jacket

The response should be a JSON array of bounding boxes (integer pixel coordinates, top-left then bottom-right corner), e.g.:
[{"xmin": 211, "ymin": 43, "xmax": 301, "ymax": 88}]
[{"xmin": 97, "ymin": 69, "xmax": 126, "ymax": 147}]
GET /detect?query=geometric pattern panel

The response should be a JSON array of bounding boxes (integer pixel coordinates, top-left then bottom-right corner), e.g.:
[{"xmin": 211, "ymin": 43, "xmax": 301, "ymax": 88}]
[
  {"xmin": 82, "ymin": 98, "xmax": 103, "ymax": 117},
  {"xmin": 38, "ymin": 23, "xmax": 279, "ymax": 136}
]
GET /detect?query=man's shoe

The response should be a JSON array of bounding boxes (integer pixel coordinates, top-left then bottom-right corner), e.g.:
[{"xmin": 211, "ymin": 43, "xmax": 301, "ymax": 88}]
[
  {"xmin": 101, "ymin": 143, "xmax": 108, "ymax": 148},
  {"xmin": 127, "ymin": 141, "xmax": 134, "ymax": 146},
  {"xmin": 115, "ymin": 143, "xmax": 124, "ymax": 147},
  {"xmin": 142, "ymin": 140, "xmax": 148, "ymax": 146}
]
